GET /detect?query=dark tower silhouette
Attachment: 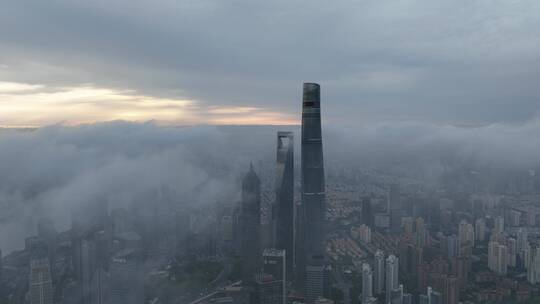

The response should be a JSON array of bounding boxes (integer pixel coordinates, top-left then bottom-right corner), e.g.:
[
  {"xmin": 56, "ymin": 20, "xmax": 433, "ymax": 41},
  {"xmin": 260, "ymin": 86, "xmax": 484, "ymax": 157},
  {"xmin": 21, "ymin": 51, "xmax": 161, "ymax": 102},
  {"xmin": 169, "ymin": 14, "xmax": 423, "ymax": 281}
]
[
  {"xmin": 361, "ymin": 197, "xmax": 373, "ymax": 227},
  {"xmin": 240, "ymin": 163, "xmax": 262, "ymax": 284},
  {"xmin": 300, "ymin": 83, "xmax": 326, "ymax": 301},
  {"xmin": 274, "ymin": 131, "xmax": 294, "ymax": 278},
  {"xmin": 389, "ymin": 184, "xmax": 402, "ymax": 234}
]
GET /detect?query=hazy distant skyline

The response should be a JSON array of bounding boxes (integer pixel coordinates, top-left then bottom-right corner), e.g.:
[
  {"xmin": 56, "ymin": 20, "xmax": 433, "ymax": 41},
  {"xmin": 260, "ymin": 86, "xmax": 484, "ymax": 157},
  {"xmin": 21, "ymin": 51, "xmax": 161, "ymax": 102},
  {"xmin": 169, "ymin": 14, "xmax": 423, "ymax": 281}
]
[{"xmin": 1, "ymin": 0, "xmax": 540, "ymax": 127}]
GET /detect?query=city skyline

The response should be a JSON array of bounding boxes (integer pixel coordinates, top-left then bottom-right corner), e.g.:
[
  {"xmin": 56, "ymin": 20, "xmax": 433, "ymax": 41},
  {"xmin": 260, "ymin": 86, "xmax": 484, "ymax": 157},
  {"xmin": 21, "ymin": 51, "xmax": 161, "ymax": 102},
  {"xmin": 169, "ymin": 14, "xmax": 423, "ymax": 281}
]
[
  {"xmin": 2, "ymin": 1, "xmax": 540, "ymax": 304},
  {"xmin": 3, "ymin": 83, "xmax": 540, "ymax": 304}
]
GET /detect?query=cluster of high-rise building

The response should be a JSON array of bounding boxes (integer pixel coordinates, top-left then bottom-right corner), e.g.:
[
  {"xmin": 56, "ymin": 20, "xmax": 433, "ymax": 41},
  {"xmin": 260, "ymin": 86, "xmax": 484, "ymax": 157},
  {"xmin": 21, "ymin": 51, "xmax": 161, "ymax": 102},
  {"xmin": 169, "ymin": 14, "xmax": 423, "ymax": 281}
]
[
  {"xmin": 234, "ymin": 83, "xmax": 329, "ymax": 303},
  {"xmin": 326, "ymin": 178, "xmax": 540, "ymax": 304},
  {"xmin": 359, "ymin": 249, "xmax": 414, "ymax": 304}
]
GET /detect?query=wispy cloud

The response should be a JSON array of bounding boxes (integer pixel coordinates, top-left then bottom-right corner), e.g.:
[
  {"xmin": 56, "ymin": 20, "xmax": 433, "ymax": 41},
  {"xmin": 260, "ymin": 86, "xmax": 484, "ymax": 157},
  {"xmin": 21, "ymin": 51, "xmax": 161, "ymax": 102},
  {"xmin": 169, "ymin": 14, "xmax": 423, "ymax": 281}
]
[
  {"xmin": 0, "ymin": 81, "xmax": 44, "ymax": 93},
  {"xmin": 0, "ymin": 82, "xmax": 296, "ymax": 127}
]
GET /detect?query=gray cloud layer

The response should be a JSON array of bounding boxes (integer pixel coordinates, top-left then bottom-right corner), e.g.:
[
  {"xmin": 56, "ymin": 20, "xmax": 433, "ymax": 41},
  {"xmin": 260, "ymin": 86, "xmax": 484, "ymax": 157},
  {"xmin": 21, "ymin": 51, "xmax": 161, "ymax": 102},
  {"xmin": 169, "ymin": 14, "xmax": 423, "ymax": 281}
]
[
  {"xmin": 3, "ymin": 120, "xmax": 540, "ymax": 253},
  {"xmin": 1, "ymin": 0, "xmax": 540, "ymax": 124}
]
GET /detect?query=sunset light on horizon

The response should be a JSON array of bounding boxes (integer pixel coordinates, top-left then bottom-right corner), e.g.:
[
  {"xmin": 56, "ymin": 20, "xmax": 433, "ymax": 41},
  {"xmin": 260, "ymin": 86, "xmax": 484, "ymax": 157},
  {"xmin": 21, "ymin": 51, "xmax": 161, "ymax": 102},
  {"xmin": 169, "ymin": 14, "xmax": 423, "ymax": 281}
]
[{"xmin": 0, "ymin": 81, "xmax": 298, "ymax": 127}]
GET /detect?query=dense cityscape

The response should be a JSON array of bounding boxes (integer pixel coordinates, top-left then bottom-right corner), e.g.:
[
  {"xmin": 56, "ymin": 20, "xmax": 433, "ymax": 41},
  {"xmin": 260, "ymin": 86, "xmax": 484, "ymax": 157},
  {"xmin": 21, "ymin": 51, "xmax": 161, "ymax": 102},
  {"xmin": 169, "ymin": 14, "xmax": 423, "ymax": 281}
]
[{"xmin": 2, "ymin": 83, "xmax": 540, "ymax": 304}]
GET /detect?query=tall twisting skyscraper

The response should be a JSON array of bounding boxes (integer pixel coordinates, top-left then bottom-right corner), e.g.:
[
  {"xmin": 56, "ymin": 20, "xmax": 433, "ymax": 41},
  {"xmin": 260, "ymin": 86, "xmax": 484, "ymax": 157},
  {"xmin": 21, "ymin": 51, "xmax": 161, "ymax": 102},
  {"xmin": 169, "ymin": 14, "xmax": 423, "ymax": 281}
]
[
  {"xmin": 274, "ymin": 131, "xmax": 294, "ymax": 277},
  {"xmin": 301, "ymin": 83, "xmax": 326, "ymax": 261},
  {"xmin": 240, "ymin": 163, "xmax": 262, "ymax": 284},
  {"xmin": 300, "ymin": 83, "xmax": 326, "ymax": 301}
]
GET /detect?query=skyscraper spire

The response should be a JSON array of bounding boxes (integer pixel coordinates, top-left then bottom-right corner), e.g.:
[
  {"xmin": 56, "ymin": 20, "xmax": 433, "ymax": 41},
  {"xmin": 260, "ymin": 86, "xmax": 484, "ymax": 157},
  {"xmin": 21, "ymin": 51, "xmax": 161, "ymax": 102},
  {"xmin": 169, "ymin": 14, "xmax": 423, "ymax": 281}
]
[{"xmin": 299, "ymin": 83, "xmax": 326, "ymax": 302}]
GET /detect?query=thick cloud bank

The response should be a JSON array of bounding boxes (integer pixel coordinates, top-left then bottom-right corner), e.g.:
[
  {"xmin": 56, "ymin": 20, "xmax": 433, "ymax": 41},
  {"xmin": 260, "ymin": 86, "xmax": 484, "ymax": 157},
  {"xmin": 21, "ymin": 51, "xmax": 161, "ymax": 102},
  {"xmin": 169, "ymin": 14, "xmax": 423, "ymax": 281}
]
[
  {"xmin": 0, "ymin": 122, "xmax": 278, "ymax": 253},
  {"xmin": 327, "ymin": 120, "xmax": 540, "ymax": 170},
  {"xmin": 2, "ymin": 120, "xmax": 540, "ymax": 253}
]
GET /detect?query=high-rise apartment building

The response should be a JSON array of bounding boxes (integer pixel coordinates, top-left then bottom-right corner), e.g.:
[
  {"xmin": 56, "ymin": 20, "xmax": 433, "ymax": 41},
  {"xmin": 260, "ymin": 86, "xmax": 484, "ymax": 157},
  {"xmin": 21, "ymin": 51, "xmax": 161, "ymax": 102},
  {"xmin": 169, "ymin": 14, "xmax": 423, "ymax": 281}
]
[
  {"xmin": 305, "ymin": 265, "xmax": 325, "ymax": 303},
  {"xmin": 475, "ymin": 218, "xmax": 486, "ymax": 242},
  {"xmin": 362, "ymin": 263, "xmax": 373, "ymax": 304},
  {"xmin": 29, "ymin": 257, "xmax": 53, "ymax": 304},
  {"xmin": 458, "ymin": 220, "xmax": 475, "ymax": 249},
  {"xmin": 386, "ymin": 255, "xmax": 399, "ymax": 304},
  {"xmin": 488, "ymin": 241, "xmax": 508, "ymax": 275},
  {"xmin": 374, "ymin": 250, "xmax": 385, "ymax": 295}
]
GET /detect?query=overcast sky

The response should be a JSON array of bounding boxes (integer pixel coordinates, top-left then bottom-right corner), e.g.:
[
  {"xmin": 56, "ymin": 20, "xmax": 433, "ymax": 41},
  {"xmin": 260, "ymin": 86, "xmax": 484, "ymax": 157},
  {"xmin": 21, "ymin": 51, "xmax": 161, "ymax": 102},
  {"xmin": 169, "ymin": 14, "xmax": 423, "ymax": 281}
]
[{"xmin": 1, "ymin": 0, "xmax": 540, "ymax": 127}]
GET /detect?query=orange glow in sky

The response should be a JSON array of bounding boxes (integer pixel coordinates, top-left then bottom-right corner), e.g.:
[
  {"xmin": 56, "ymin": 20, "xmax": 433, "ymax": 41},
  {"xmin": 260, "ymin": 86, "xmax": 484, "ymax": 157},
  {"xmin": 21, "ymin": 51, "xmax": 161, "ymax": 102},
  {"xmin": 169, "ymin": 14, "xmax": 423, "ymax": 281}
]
[{"xmin": 0, "ymin": 82, "xmax": 298, "ymax": 127}]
